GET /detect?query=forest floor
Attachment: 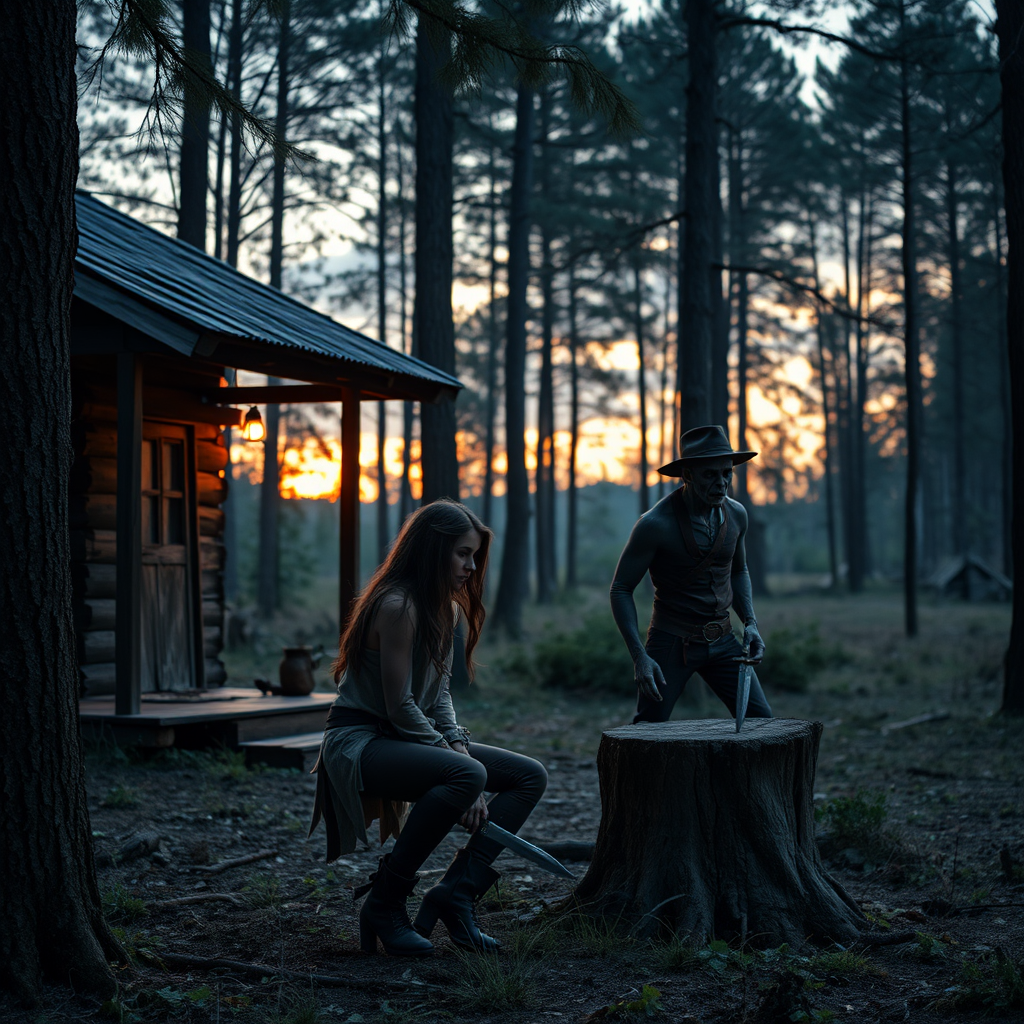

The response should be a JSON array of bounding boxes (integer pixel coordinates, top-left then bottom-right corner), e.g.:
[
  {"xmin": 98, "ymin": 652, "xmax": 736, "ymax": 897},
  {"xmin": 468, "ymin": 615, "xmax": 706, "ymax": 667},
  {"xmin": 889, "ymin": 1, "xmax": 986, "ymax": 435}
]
[{"xmin": 11, "ymin": 586, "xmax": 1024, "ymax": 1024}]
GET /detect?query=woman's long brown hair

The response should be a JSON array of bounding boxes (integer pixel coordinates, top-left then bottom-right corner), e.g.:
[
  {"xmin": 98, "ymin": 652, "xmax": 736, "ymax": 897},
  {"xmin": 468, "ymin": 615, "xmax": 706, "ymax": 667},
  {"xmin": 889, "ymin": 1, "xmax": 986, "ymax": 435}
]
[{"xmin": 332, "ymin": 498, "xmax": 492, "ymax": 684}]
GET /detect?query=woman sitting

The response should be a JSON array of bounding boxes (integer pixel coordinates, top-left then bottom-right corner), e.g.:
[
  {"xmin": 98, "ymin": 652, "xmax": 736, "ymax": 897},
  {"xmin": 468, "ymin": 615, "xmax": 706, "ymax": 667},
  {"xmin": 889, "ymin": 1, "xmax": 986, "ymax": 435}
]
[{"xmin": 309, "ymin": 498, "xmax": 547, "ymax": 956}]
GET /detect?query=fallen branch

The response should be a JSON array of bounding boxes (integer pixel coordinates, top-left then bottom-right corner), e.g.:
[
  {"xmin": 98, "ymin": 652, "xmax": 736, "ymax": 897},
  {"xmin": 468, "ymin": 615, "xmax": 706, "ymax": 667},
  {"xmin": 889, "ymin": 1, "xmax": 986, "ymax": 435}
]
[
  {"xmin": 881, "ymin": 711, "xmax": 950, "ymax": 735},
  {"xmin": 95, "ymin": 832, "xmax": 162, "ymax": 869},
  {"xmin": 200, "ymin": 849, "xmax": 278, "ymax": 875},
  {"xmin": 153, "ymin": 893, "xmax": 244, "ymax": 908},
  {"xmin": 150, "ymin": 951, "xmax": 438, "ymax": 990}
]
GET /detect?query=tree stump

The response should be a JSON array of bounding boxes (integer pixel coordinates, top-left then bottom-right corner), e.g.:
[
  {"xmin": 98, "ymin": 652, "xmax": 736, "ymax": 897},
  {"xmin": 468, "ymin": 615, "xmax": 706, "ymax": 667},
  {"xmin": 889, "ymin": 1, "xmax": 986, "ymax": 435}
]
[{"xmin": 572, "ymin": 719, "xmax": 865, "ymax": 948}]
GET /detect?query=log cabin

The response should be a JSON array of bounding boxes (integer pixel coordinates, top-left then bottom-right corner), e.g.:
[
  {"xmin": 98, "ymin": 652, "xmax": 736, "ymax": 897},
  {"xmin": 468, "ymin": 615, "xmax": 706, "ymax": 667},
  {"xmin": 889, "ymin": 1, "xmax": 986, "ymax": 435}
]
[{"xmin": 72, "ymin": 192, "xmax": 460, "ymax": 749}]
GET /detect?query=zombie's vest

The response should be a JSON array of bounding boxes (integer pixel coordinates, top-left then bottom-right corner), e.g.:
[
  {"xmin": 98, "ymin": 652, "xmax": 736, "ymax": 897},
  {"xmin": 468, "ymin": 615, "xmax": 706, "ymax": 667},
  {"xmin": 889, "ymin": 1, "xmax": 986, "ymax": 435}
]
[{"xmin": 648, "ymin": 493, "xmax": 742, "ymax": 638}]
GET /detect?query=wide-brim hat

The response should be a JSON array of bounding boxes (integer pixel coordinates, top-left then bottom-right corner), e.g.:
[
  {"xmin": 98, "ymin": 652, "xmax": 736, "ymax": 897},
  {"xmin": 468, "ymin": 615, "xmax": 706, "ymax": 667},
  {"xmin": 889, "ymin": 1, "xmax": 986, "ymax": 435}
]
[{"xmin": 657, "ymin": 424, "xmax": 758, "ymax": 478}]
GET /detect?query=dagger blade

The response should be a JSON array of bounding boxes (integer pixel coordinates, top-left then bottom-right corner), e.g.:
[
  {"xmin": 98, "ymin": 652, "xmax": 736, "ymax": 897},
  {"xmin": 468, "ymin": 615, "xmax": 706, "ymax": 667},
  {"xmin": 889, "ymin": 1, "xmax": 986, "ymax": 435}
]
[
  {"xmin": 735, "ymin": 658, "xmax": 755, "ymax": 733},
  {"xmin": 477, "ymin": 822, "xmax": 577, "ymax": 880}
]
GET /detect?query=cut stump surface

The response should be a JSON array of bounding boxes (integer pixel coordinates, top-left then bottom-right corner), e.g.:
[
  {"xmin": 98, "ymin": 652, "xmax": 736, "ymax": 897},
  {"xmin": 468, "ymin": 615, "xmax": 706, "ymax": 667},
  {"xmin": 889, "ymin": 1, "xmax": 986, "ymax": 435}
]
[{"xmin": 572, "ymin": 718, "xmax": 865, "ymax": 947}]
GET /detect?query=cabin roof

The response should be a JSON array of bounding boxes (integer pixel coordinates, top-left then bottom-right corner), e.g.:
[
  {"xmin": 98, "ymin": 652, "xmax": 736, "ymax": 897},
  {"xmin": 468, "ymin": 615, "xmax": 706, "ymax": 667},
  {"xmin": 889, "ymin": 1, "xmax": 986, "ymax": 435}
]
[{"xmin": 73, "ymin": 191, "xmax": 461, "ymax": 402}]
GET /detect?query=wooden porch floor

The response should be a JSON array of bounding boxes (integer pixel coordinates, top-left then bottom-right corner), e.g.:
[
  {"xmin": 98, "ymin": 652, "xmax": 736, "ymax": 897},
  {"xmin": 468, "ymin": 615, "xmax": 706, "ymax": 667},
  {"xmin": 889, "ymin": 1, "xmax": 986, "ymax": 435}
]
[{"xmin": 80, "ymin": 687, "xmax": 333, "ymax": 752}]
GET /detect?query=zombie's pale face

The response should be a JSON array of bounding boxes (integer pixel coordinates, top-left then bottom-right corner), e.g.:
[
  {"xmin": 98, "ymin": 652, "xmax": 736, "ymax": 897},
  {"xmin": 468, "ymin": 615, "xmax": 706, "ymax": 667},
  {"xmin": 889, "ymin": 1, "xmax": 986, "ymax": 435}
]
[{"xmin": 683, "ymin": 457, "xmax": 734, "ymax": 508}]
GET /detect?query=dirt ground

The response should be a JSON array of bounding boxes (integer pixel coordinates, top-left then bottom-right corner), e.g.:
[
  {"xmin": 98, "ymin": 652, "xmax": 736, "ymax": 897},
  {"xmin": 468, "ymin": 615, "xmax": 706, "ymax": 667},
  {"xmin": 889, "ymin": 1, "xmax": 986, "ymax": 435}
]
[{"xmin": 8, "ymin": 588, "xmax": 1024, "ymax": 1024}]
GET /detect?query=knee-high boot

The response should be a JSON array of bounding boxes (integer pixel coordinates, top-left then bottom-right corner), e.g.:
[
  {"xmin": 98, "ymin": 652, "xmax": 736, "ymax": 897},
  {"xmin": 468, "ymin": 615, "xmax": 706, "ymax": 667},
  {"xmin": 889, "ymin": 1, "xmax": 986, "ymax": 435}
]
[
  {"xmin": 358, "ymin": 855, "xmax": 434, "ymax": 956},
  {"xmin": 413, "ymin": 848, "xmax": 501, "ymax": 952}
]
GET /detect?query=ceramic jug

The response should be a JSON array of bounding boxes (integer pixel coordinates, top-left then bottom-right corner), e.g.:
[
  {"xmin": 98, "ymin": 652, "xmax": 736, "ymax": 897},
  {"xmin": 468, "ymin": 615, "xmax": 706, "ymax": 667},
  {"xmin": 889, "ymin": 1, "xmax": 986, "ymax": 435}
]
[{"xmin": 277, "ymin": 644, "xmax": 324, "ymax": 696}]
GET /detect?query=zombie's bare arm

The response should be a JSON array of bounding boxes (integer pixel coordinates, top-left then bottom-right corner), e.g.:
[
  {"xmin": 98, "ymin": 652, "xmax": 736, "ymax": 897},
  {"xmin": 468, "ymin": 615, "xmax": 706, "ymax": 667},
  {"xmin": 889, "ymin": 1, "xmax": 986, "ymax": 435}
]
[
  {"xmin": 730, "ymin": 505, "xmax": 765, "ymax": 662},
  {"xmin": 610, "ymin": 515, "xmax": 666, "ymax": 702}
]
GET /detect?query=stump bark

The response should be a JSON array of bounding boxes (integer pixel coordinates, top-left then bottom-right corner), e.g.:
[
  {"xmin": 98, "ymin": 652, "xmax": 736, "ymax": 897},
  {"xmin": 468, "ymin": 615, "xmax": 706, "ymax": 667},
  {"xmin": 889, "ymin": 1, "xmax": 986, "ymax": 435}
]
[{"xmin": 572, "ymin": 719, "xmax": 865, "ymax": 948}]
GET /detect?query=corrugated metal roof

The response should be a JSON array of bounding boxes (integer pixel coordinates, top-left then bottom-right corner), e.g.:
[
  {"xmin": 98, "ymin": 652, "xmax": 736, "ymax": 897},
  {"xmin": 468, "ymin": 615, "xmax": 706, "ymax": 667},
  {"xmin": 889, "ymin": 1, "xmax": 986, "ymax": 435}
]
[{"xmin": 73, "ymin": 191, "xmax": 461, "ymax": 395}]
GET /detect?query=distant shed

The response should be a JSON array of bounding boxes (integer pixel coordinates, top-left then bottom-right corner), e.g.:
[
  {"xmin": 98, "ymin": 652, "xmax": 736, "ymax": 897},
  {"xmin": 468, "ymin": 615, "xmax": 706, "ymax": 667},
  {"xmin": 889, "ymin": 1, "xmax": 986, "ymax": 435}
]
[
  {"xmin": 926, "ymin": 555, "xmax": 1012, "ymax": 603},
  {"xmin": 71, "ymin": 191, "xmax": 461, "ymax": 717}
]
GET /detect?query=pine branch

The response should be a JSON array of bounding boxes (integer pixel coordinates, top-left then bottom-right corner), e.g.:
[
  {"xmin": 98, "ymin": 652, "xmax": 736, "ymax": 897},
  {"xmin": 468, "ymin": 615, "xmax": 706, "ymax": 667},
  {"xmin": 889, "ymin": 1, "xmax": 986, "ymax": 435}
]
[
  {"xmin": 717, "ymin": 15, "xmax": 902, "ymax": 62},
  {"xmin": 391, "ymin": 0, "xmax": 642, "ymax": 137},
  {"xmin": 719, "ymin": 262, "xmax": 900, "ymax": 333},
  {"xmin": 97, "ymin": 0, "xmax": 305, "ymax": 163}
]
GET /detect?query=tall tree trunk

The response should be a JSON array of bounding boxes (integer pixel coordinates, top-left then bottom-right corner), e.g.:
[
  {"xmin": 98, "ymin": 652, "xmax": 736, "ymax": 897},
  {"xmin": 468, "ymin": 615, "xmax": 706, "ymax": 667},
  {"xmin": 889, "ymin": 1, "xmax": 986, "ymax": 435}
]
[
  {"xmin": 178, "ymin": 0, "xmax": 211, "ymax": 249},
  {"xmin": 810, "ymin": 217, "xmax": 838, "ymax": 589},
  {"xmin": 493, "ymin": 83, "xmax": 535, "ymax": 636},
  {"xmin": 566, "ymin": 264, "xmax": 580, "ymax": 590},
  {"xmin": 848, "ymin": 186, "xmax": 870, "ymax": 592},
  {"xmin": 856, "ymin": 190, "xmax": 875, "ymax": 581},
  {"xmin": 0, "ymin": 4, "xmax": 120, "ymax": 1000},
  {"xmin": 839, "ymin": 194, "xmax": 856, "ymax": 587},
  {"xmin": 257, "ymin": 1, "xmax": 290, "ymax": 620},
  {"xmin": 994, "ymin": 170, "xmax": 1011, "ymax": 578},
  {"xmin": 996, "ymin": 0, "xmax": 1024, "ymax": 712},
  {"xmin": 710, "ymin": 144, "xmax": 729, "ymax": 429},
  {"xmin": 213, "ymin": 100, "xmax": 228, "ymax": 259},
  {"xmin": 678, "ymin": 0, "xmax": 716, "ymax": 431},
  {"xmin": 658, "ymin": 267, "xmax": 672, "ymax": 503},
  {"xmin": 635, "ymin": 256, "xmax": 650, "ymax": 515},
  {"xmin": 900, "ymin": 26, "xmax": 921, "ymax": 638},
  {"xmin": 946, "ymin": 150, "xmax": 966, "ymax": 560},
  {"xmin": 414, "ymin": 15, "xmax": 458, "ymax": 502},
  {"xmin": 225, "ymin": 0, "xmax": 243, "ymax": 268},
  {"xmin": 535, "ymin": 92, "xmax": 556, "ymax": 602},
  {"xmin": 396, "ymin": 127, "xmax": 414, "ymax": 522},
  {"xmin": 482, "ymin": 131, "xmax": 500, "ymax": 530},
  {"xmin": 376, "ymin": 37, "xmax": 389, "ymax": 563}
]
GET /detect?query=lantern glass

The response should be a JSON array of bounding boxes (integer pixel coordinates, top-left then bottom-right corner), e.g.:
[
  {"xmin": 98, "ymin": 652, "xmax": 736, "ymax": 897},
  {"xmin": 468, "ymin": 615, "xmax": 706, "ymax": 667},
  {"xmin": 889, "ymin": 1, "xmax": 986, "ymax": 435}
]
[{"xmin": 242, "ymin": 406, "xmax": 265, "ymax": 442}]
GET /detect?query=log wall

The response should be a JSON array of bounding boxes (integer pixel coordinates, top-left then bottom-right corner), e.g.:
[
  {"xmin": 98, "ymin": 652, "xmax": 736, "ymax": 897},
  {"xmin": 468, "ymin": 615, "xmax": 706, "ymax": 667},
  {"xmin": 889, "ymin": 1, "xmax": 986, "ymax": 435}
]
[{"xmin": 71, "ymin": 356, "xmax": 230, "ymax": 696}]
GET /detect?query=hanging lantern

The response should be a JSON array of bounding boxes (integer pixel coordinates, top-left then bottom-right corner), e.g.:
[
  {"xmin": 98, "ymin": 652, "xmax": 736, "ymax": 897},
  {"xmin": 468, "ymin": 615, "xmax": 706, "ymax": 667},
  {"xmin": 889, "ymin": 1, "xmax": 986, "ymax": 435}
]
[{"xmin": 242, "ymin": 406, "xmax": 265, "ymax": 442}]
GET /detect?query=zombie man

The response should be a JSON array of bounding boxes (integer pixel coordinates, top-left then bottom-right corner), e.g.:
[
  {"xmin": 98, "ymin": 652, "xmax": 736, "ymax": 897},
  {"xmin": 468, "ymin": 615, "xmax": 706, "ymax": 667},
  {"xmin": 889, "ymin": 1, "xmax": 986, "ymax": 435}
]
[{"xmin": 610, "ymin": 424, "xmax": 772, "ymax": 724}]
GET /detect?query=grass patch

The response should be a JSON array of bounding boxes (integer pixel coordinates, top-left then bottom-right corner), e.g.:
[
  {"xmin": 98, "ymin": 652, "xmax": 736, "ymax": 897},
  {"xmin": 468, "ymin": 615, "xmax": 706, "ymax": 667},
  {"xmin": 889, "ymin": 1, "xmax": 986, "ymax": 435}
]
[
  {"xmin": 100, "ymin": 784, "xmax": 140, "ymax": 809},
  {"xmin": 516, "ymin": 613, "xmax": 635, "ymax": 695},
  {"xmin": 809, "ymin": 948, "xmax": 882, "ymax": 978},
  {"xmin": 816, "ymin": 790, "xmax": 897, "ymax": 864},
  {"xmin": 586, "ymin": 984, "xmax": 663, "ymax": 1020},
  {"xmin": 758, "ymin": 623, "xmax": 850, "ymax": 693},
  {"xmin": 245, "ymin": 873, "xmax": 284, "ymax": 910},
  {"xmin": 102, "ymin": 883, "xmax": 147, "ymax": 923},
  {"xmin": 452, "ymin": 945, "xmax": 537, "ymax": 1011},
  {"xmin": 935, "ymin": 949, "xmax": 1024, "ymax": 1013}
]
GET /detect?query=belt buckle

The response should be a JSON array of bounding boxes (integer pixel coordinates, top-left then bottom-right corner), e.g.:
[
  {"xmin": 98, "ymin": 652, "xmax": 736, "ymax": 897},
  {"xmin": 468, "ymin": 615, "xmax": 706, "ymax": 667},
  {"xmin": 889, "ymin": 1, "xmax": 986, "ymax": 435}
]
[{"xmin": 701, "ymin": 621, "xmax": 724, "ymax": 642}]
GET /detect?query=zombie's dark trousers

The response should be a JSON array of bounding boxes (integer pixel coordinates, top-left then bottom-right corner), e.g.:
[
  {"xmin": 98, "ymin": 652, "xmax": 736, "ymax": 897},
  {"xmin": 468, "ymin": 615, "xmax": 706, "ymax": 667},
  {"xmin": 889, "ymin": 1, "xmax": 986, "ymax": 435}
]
[{"xmin": 634, "ymin": 628, "xmax": 773, "ymax": 724}]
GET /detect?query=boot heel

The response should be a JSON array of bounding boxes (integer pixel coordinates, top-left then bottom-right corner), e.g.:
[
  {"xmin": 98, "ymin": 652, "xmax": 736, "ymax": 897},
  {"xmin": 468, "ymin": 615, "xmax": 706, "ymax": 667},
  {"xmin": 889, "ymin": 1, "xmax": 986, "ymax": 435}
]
[
  {"xmin": 360, "ymin": 920, "xmax": 378, "ymax": 954},
  {"xmin": 414, "ymin": 895, "xmax": 440, "ymax": 937}
]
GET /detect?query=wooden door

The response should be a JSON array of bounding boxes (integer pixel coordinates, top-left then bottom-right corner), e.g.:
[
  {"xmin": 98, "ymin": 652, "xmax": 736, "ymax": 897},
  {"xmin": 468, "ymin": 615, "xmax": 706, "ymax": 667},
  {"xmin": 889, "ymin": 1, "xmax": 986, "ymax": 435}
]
[{"xmin": 140, "ymin": 424, "xmax": 195, "ymax": 691}]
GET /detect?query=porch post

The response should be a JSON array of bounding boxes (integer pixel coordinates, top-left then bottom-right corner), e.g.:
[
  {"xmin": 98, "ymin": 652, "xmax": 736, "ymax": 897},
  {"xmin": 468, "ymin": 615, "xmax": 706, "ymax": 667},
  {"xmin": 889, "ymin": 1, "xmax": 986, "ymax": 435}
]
[
  {"xmin": 115, "ymin": 352, "xmax": 143, "ymax": 714},
  {"xmin": 339, "ymin": 387, "xmax": 361, "ymax": 631}
]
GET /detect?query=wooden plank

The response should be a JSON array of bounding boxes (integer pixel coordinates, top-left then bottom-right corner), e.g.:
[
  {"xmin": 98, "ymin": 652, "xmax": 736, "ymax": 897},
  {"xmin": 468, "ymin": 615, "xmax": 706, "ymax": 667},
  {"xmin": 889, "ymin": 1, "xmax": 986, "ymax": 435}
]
[
  {"xmin": 75, "ymin": 598, "xmax": 116, "ymax": 631},
  {"xmin": 74, "ymin": 562, "xmax": 116, "ymax": 598},
  {"xmin": 197, "ymin": 441, "xmax": 229, "ymax": 473},
  {"xmin": 200, "ymin": 539, "xmax": 225, "ymax": 571},
  {"xmin": 197, "ymin": 471, "xmax": 227, "ymax": 506},
  {"xmin": 70, "ymin": 493, "xmax": 117, "ymax": 530},
  {"xmin": 72, "ymin": 456, "xmax": 117, "ymax": 494},
  {"xmin": 80, "ymin": 662, "xmax": 117, "ymax": 696},
  {"xmin": 81, "ymin": 431, "xmax": 118, "ymax": 459},
  {"xmin": 339, "ymin": 387, "xmax": 360, "ymax": 629},
  {"xmin": 201, "ymin": 600, "xmax": 223, "ymax": 626},
  {"xmin": 116, "ymin": 351, "xmax": 143, "ymax": 715},
  {"xmin": 240, "ymin": 731, "xmax": 324, "ymax": 769},
  {"xmin": 198, "ymin": 384, "xmax": 344, "ymax": 405},
  {"xmin": 199, "ymin": 506, "xmax": 225, "ymax": 537},
  {"xmin": 203, "ymin": 627, "xmax": 223, "ymax": 657},
  {"xmin": 71, "ymin": 529, "xmax": 117, "ymax": 564}
]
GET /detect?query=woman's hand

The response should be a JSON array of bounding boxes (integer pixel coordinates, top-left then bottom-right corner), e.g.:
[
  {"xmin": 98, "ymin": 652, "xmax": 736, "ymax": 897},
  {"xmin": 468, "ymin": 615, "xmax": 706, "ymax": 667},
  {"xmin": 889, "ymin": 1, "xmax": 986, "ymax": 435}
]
[
  {"xmin": 450, "ymin": 740, "xmax": 469, "ymax": 756},
  {"xmin": 460, "ymin": 793, "xmax": 489, "ymax": 833}
]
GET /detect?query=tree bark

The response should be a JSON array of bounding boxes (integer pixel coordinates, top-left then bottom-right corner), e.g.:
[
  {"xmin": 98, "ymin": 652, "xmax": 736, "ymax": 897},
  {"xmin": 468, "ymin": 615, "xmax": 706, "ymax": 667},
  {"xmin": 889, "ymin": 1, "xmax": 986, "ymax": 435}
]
[
  {"xmin": 809, "ymin": 217, "xmax": 838, "ymax": 589},
  {"xmin": 677, "ymin": 0, "xmax": 717, "ymax": 431},
  {"xmin": 493, "ymin": 83, "xmax": 535, "ymax": 636},
  {"xmin": 572, "ymin": 720, "xmax": 865, "ymax": 947},
  {"xmin": 634, "ymin": 257, "xmax": 650, "ymax": 515},
  {"xmin": 0, "ymin": 3, "xmax": 119, "ymax": 1000},
  {"xmin": 900, "ymin": 24, "xmax": 921, "ymax": 638},
  {"xmin": 414, "ymin": 15, "xmax": 459, "ymax": 502},
  {"xmin": 535, "ymin": 91, "xmax": 557, "ymax": 602},
  {"xmin": 996, "ymin": 0, "xmax": 1024, "ymax": 712},
  {"xmin": 225, "ymin": 0, "xmax": 243, "ymax": 268},
  {"xmin": 566, "ymin": 264, "xmax": 580, "ymax": 590},
  {"xmin": 376, "ymin": 37, "xmax": 389, "ymax": 562},
  {"xmin": 946, "ymin": 150, "xmax": 966, "ymax": 560},
  {"xmin": 482, "ymin": 129, "xmax": 500, "ymax": 531},
  {"xmin": 178, "ymin": 0, "xmax": 211, "ymax": 250}
]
